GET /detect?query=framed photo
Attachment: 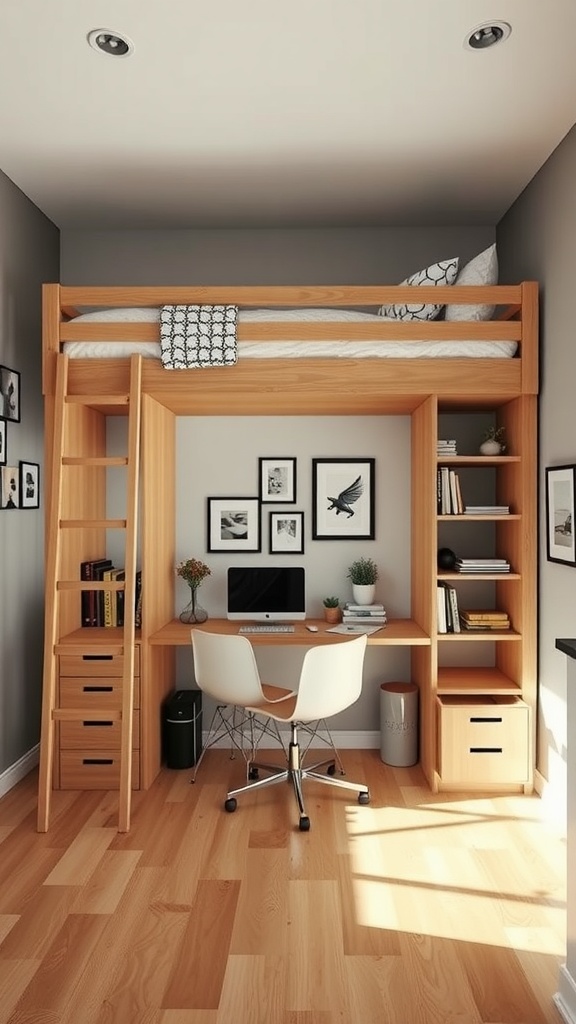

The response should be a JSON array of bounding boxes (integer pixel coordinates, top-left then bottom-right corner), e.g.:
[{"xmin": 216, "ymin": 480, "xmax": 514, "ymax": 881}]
[
  {"xmin": 259, "ymin": 457, "xmax": 296, "ymax": 504},
  {"xmin": 0, "ymin": 419, "xmax": 6, "ymax": 466},
  {"xmin": 0, "ymin": 365, "xmax": 21, "ymax": 423},
  {"xmin": 546, "ymin": 464, "xmax": 576, "ymax": 566},
  {"xmin": 20, "ymin": 461, "xmax": 40, "ymax": 509},
  {"xmin": 207, "ymin": 496, "xmax": 261, "ymax": 553},
  {"xmin": 1, "ymin": 465, "xmax": 20, "ymax": 510},
  {"xmin": 312, "ymin": 457, "xmax": 375, "ymax": 540},
  {"xmin": 269, "ymin": 511, "xmax": 304, "ymax": 554}
]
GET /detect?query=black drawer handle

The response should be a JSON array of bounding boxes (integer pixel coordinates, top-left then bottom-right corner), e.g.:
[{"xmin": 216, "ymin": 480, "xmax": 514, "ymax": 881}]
[
  {"xmin": 82, "ymin": 654, "xmax": 114, "ymax": 661},
  {"xmin": 83, "ymin": 721, "xmax": 114, "ymax": 727},
  {"xmin": 82, "ymin": 758, "xmax": 114, "ymax": 765},
  {"xmin": 470, "ymin": 716, "xmax": 503, "ymax": 723},
  {"xmin": 83, "ymin": 685, "xmax": 113, "ymax": 692},
  {"xmin": 469, "ymin": 747, "xmax": 503, "ymax": 754}
]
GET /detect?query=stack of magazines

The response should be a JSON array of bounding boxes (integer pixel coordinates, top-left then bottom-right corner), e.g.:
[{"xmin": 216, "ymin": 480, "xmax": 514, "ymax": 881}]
[
  {"xmin": 342, "ymin": 602, "xmax": 387, "ymax": 624},
  {"xmin": 455, "ymin": 558, "xmax": 511, "ymax": 574}
]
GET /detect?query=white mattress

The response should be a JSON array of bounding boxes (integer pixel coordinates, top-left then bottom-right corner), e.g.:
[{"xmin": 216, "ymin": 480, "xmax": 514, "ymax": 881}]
[{"xmin": 62, "ymin": 307, "xmax": 518, "ymax": 360}]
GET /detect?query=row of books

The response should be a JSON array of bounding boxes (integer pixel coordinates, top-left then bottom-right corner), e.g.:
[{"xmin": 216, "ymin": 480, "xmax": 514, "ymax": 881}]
[
  {"xmin": 437, "ymin": 584, "xmax": 511, "ymax": 634},
  {"xmin": 80, "ymin": 559, "xmax": 142, "ymax": 628},
  {"xmin": 342, "ymin": 602, "xmax": 387, "ymax": 624},
  {"xmin": 437, "ymin": 466, "xmax": 464, "ymax": 514}
]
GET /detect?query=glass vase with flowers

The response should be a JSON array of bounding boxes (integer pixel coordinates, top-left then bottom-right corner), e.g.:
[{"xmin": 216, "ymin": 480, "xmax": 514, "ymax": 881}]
[{"xmin": 176, "ymin": 557, "xmax": 211, "ymax": 624}]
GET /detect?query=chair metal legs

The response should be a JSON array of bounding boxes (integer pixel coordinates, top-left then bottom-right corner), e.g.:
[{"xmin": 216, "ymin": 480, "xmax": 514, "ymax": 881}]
[
  {"xmin": 224, "ymin": 722, "xmax": 370, "ymax": 831},
  {"xmin": 191, "ymin": 704, "xmax": 287, "ymax": 783}
]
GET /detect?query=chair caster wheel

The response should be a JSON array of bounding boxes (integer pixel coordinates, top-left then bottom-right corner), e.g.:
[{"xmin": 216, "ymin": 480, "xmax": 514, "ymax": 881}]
[
  {"xmin": 224, "ymin": 798, "xmax": 237, "ymax": 813},
  {"xmin": 249, "ymin": 767, "xmax": 259, "ymax": 780},
  {"xmin": 299, "ymin": 816, "xmax": 310, "ymax": 832},
  {"xmin": 327, "ymin": 763, "xmax": 336, "ymax": 776},
  {"xmin": 358, "ymin": 791, "xmax": 370, "ymax": 805}
]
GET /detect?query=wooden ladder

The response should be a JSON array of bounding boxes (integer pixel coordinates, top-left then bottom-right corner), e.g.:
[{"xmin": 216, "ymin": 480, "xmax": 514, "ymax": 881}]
[{"xmin": 37, "ymin": 353, "xmax": 142, "ymax": 833}]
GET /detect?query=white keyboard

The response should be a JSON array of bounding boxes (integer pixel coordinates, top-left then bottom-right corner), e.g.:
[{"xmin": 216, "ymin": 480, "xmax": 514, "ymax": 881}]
[{"xmin": 239, "ymin": 624, "xmax": 295, "ymax": 634}]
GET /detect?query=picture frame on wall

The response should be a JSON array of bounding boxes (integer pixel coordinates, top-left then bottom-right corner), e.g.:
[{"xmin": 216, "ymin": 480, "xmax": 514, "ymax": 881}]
[
  {"xmin": 258, "ymin": 457, "xmax": 297, "ymax": 504},
  {"xmin": 269, "ymin": 511, "xmax": 304, "ymax": 554},
  {"xmin": 0, "ymin": 419, "xmax": 6, "ymax": 466},
  {"xmin": 0, "ymin": 365, "xmax": 21, "ymax": 423},
  {"xmin": 207, "ymin": 496, "xmax": 261, "ymax": 553},
  {"xmin": 312, "ymin": 457, "xmax": 375, "ymax": 540},
  {"xmin": 20, "ymin": 461, "xmax": 40, "ymax": 509},
  {"xmin": 1, "ymin": 465, "xmax": 20, "ymax": 510},
  {"xmin": 546, "ymin": 464, "xmax": 576, "ymax": 566}
]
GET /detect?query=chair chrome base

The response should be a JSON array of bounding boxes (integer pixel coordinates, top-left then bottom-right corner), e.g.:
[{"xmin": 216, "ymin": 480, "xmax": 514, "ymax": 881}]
[{"xmin": 224, "ymin": 722, "xmax": 370, "ymax": 831}]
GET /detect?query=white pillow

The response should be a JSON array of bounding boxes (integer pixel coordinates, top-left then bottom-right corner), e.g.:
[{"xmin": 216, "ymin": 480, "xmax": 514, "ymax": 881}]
[
  {"xmin": 378, "ymin": 257, "xmax": 459, "ymax": 322},
  {"xmin": 444, "ymin": 244, "xmax": 498, "ymax": 321}
]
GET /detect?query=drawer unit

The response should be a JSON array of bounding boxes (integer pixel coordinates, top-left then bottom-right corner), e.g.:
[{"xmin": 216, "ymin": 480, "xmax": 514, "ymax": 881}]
[
  {"xmin": 56, "ymin": 644, "xmax": 142, "ymax": 790},
  {"xmin": 59, "ymin": 750, "xmax": 140, "ymax": 790},
  {"xmin": 437, "ymin": 695, "xmax": 530, "ymax": 785},
  {"xmin": 60, "ymin": 711, "xmax": 140, "ymax": 751}
]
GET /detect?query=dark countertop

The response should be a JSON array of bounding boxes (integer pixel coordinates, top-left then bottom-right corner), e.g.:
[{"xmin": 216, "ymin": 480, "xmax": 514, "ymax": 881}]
[{"xmin": 556, "ymin": 638, "xmax": 576, "ymax": 660}]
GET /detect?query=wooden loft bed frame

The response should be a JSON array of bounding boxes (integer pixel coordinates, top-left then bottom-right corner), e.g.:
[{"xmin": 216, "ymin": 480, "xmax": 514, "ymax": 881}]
[
  {"xmin": 37, "ymin": 280, "xmax": 539, "ymax": 832},
  {"xmin": 42, "ymin": 282, "xmax": 539, "ymax": 412}
]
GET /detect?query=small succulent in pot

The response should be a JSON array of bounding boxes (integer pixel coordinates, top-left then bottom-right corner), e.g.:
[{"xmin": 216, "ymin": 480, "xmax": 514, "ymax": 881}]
[
  {"xmin": 322, "ymin": 596, "xmax": 341, "ymax": 623},
  {"xmin": 323, "ymin": 596, "xmax": 340, "ymax": 608},
  {"xmin": 480, "ymin": 425, "xmax": 506, "ymax": 454}
]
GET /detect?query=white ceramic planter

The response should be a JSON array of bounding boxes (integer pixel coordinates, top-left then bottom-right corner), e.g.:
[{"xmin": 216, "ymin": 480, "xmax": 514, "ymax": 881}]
[
  {"xmin": 352, "ymin": 583, "xmax": 376, "ymax": 605},
  {"xmin": 479, "ymin": 439, "xmax": 502, "ymax": 456}
]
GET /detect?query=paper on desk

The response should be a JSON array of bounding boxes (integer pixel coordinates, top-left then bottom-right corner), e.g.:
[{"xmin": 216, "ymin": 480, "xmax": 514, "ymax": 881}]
[{"xmin": 326, "ymin": 623, "xmax": 384, "ymax": 636}]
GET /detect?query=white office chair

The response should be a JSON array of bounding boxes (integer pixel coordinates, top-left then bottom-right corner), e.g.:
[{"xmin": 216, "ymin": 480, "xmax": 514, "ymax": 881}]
[
  {"xmin": 224, "ymin": 633, "xmax": 370, "ymax": 831},
  {"xmin": 190, "ymin": 629, "xmax": 295, "ymax": 782}
]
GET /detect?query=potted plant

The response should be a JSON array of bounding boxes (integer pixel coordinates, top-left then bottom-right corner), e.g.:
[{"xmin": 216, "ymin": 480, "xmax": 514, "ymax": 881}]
[
  {"xmin": 479, "ymin": 425, "xmax": 506, "ymax": 456},
  {"xmin": 347, "ymin": 556, "xmax": 379, "ymax": 605},
  {"xmin": 323, "ymin": 596, "xmax": 341, "ymax": 624}
]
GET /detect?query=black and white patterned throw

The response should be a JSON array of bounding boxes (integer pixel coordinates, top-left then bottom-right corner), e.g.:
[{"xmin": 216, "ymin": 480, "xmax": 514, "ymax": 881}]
[{"xmin": 160, "ymin": 305, "xmax": 238, "ymax": 368}]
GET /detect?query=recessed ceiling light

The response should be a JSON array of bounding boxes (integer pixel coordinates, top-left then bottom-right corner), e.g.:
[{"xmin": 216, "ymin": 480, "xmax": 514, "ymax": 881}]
[
  {"xmin": 465, "ymin": 21, "xmax": 511, "ymax": 50},
  {"xmin": 87, "ymin": 29, "xmax": 134, "ymax": 58}
]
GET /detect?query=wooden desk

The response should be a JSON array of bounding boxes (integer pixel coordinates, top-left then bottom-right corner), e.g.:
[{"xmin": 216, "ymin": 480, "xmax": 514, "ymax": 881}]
[{"xmin": 149, "ymin": 618, "xmax": 430, "ymax": 647}]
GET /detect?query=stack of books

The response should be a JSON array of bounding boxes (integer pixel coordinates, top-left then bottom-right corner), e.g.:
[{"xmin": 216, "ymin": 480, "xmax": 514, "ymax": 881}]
[
  {"xmin": 464, "ymin": 504, "xmax": 510, "ymax": 515},
  {"xmin": 437, "ymin": 439, "xmax": 457, "ymax": 456},
  {"xmin": 437, "ymin": 581, "xmax": 460, "ymax": 633},
  {"xmin": 437, "ymin": 466, "xmax": 464, "ymax": 514},
  {"xmin": 79, "ymin": 560, "xmax": 140, "ymax": 628},
  {"xmin": 454, "ymin": 557, "xmax": 511, "ymax": 574},
  {"xmin": 460, "ymin": 609, "xmax": 511, "ymax": 631},
  {"xmin": 342, "ymin": 602, "xmax": 387, "ymax": 624}
]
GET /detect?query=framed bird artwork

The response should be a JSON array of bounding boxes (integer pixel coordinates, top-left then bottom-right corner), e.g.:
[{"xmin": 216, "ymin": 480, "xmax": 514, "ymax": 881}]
[{"xmin": 312, "ymin": 458, "xmax": 375, "ymax": 540}]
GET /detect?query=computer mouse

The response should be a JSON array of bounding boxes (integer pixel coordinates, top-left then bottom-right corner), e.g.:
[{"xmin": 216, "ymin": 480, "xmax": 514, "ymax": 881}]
[{"xmin": 306, "ymin": 625, "xmax": 319, "ymax": 632}]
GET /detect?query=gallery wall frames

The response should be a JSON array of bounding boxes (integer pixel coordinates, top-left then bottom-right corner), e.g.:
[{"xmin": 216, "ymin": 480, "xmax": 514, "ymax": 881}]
[
  {"xmin": 258, "ymin": 457, "xmax": 297, "ymax": 504},
  {"xmin": 0, "ymin": 365, "xmax": 21, "ymax": 423},
  {"xmin": 546, "ymin": 464, "xmax": 576, "ymax": 566},
  {"xmin": 312, "ymin": 458, "xmax": 375, "ymax": 540},
  {"xmin": 207, "ymin": 496, "xmax": 261, "ymax": 553},
  {"xmin": 269, "ymin": 511, "xmax": 304, "ymax": 554}
]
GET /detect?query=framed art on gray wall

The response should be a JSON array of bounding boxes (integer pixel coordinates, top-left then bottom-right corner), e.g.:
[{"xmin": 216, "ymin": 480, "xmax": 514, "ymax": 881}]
[
  {"xmin": 0, "ymin": 419, "xmax": 6, "ymax": 466},
  {"xmin": 546, "ymin": 464, "xmax": 576, "ymax": 566},
  {"xmin": 269, "ymin": 511, "xmax": 304, "ymax": 554},
  {"xmin": 207, "ymin": 496, "xmax": 261, "ymax": 553},
  {"xmin": 0, "ymin": 365, "xmax": 21, "ymax": 423},
  {"xmin": 312, "ymin": 458, "xmax": 375, "ymax": 540},
  {"xmin": 1, "ymin": 465, "xmax": 19, "ymax": 509},
  {"xmin": 20, "ymin": 461, "xmax": 40, "ymax": 509},
  {"xmin": 258, "ymin": 457, "xmax": 297, "ymax": 504}
]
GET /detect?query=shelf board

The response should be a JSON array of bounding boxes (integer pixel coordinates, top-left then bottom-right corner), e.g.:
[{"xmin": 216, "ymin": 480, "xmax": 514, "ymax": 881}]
[
  {"xmin": 437, "ymin": 455, "xmax": 521, "ymax": 465},
  {"xmin": 438, "ymin": 571, "xmax": 521, "ymax": 581},
  {"xmin": 437, "ymin": 666, "xmax": 521, "ymax": 695},
  {"xmin": 437, "ymin": 514, "xmax": 520, "ymax": 522},
  {"xmin": 437, "ymin": 630, "xmax": 520, "ymax": 641}
]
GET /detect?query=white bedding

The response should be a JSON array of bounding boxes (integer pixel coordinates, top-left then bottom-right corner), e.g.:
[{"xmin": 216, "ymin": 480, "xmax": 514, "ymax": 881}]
[{"xmin": 62, "ymin": 307, "xmax": 518, "ymax": 360}]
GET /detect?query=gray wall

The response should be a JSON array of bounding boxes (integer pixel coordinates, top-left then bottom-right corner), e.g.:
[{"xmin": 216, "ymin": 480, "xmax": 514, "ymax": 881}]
[
  {"xmin": 0, "ymin": 169, "xmax": 59, "ymax": 790},
  {"xmin": 498, "ymin": 123, "xmax": 576, "ymax": 815}
]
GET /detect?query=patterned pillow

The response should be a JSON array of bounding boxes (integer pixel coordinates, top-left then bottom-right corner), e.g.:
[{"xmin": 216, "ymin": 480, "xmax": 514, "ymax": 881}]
[
  {"xmin": 378, "ymin": 258, "xmax": 459, "ymax": 321},
  {"xmin": 445, "ymin": 244, "xmax": 498, "ymax": 321}
]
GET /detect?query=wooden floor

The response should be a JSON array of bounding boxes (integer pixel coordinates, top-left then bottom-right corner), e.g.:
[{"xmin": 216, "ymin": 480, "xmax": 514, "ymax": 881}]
[{"xmin": 0, "ymin": 749, "xmax": 566, "ymax": 1023}]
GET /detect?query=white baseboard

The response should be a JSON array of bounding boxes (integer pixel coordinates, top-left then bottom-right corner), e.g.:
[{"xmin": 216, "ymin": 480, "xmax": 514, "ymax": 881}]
[
  {"xmin": 555, "ymin": 966, "xmax": 576, "ymax": 1024},
  {"xmin": 0, "ymin": 745, "xmax": 39, "ymax": 799}
]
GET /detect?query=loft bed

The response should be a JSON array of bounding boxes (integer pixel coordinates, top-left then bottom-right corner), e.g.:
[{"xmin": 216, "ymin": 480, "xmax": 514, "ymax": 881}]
[{"xmin": 42, "ymin": 280, "xmax": 539, "ymax": 414}]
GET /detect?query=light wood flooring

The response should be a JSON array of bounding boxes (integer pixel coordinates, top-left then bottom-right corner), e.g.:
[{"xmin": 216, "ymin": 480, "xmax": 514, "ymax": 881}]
[{"xmin": 0, "ymin": 749, "xmax": 566, "ymax": 1023}]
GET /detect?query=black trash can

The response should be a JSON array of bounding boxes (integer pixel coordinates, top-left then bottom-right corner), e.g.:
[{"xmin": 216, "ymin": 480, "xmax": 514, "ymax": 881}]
[{"xmin": 163, "ymin": 689, "xmax": 202, "ymax": 769}]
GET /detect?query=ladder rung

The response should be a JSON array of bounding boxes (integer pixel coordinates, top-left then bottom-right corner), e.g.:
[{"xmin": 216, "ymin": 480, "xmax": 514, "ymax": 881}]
[
  {"xmin": 53, "ymin": 709, "xmax": 122, "ymax": 722},
  {"xmin": 60, "ymin": 519, "xmax": 127, "ymax": 529},
  {"xmin": 66, "ymin": 395, "xmax": 129, "ymax": 406},
  {"xmin": 62, "ymin": 457, "xmax": 129, "ymax": 467}
]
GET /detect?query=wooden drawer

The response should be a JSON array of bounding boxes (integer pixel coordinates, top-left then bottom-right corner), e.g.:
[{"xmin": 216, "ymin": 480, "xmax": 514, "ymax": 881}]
[
  {"xmin": 59, "ymin": 676, "xmax": 140, "ymax": 710},
  {"xmin": 60, "ymin": 711, "xmax": 140, "ymax": 751},
  {"xmin": 59, "ymin": 750, "xmax": 140, "ymax": 790},
  {"xmin": 59, "ymin": 646, "xmax": 140, "ymax": 678},
  {"xmin": 438, "ymin": 696, "xmax": 530, "ymax": 784}
]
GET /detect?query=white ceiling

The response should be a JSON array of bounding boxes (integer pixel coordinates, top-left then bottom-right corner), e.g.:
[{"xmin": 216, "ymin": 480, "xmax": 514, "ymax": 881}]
[{"xmin": 1, "ymin": 1, "xmax": 576, "ymax": 230}]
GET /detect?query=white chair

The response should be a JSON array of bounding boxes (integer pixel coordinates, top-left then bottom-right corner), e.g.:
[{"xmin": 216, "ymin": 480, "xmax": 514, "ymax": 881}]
[
  {"xmin": 190, "ymin": 629, "xmax": 295, "ymax": 782},
  {"xmin": 224, "ymin": 633, "xmax": 370, "ymax": 831}
]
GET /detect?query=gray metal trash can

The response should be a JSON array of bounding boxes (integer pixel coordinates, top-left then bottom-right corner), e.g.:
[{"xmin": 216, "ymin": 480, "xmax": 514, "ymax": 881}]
[{"xmin": 380, "ymin": 682, "xmax": 418, "ymax": 766}]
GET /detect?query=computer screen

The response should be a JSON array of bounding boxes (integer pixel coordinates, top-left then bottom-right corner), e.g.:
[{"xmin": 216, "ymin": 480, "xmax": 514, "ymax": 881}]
[{"xmin": 227, "ymin": 565, "xmax": 306, "ymax": 621}]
